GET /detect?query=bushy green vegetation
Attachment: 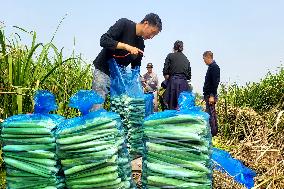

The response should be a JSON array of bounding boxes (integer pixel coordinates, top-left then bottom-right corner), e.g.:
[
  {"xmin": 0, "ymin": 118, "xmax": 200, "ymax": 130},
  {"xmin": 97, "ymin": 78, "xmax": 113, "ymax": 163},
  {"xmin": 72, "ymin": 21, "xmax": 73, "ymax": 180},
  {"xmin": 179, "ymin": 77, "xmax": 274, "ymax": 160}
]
[
  {"xmin": 0, "ymin": 27, "xmax": 93, "ymax": 119},
  {"xmin": 218, "ymin": 68, "xmax": 284, "ymax": 112}
]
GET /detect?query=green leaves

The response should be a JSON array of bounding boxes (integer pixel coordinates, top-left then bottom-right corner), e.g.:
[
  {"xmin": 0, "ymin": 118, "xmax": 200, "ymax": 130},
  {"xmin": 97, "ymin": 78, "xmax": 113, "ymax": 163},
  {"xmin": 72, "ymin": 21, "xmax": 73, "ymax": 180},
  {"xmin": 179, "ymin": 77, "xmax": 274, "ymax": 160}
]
[
  {"xmin": 0, "ymin": 27, "xmax": 92, "ymax": 119},
  {"xmin": 219, "ymin": 67, "xmax": 284, "ymax": 112}
]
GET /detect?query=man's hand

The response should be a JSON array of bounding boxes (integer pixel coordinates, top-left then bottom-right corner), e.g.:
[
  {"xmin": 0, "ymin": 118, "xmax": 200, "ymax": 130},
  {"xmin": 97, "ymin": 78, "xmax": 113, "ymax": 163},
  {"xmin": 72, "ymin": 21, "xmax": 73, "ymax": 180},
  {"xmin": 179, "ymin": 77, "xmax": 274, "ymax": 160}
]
[
  {"xmin": 117, "ymin": 42, "xmax": 144, "ymax": 55},
  {"xmin": 209, "ymin": 96, "xmax": 215, "ymax": 105},
  {"xmin": 164, "ymin": 75, "xmax": 169, "ymax": 80},
  {"xmin": 126, "ymin": 44, "xmax": 144, "ymax": 55},
  {"xmin": 187, "ymin": 80, "xmax": 193, "ymax": 91},
  {"xmin": 141, "ymin": 81, "xmax": 147, "ymax": 88}
]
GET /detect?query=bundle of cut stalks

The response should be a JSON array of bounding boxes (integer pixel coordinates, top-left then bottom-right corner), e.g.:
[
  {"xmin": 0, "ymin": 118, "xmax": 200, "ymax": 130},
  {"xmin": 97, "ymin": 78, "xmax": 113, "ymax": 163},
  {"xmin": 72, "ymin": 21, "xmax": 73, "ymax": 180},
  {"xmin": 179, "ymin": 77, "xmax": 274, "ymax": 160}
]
[
  {"xmin": 218, "ymin": 106, "xmax": 266, "ymax": 141},
  {"xmin": 215, "ymin": 106, "xmax": 284, "ymax": 189},
  {"xmin": 212, "ymin": 170, "xmax": 245, "ymax": 189}
]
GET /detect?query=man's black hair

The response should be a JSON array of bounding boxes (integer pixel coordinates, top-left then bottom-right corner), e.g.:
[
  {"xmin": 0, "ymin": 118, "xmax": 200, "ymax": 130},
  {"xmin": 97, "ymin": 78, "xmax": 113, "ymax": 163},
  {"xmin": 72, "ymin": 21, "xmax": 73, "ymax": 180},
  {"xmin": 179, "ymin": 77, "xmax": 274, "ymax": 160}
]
[{"xmin": 141, "ymin": 13, "xmax": 162, "ymax": 32}]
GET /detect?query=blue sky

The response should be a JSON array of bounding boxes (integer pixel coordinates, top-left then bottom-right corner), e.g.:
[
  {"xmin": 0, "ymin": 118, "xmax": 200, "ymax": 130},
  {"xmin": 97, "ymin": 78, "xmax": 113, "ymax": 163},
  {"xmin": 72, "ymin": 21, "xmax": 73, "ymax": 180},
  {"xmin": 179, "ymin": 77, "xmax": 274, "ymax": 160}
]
[{"xmin": 1, "ymin": 0, "xmax": 284, "ymax": 93}]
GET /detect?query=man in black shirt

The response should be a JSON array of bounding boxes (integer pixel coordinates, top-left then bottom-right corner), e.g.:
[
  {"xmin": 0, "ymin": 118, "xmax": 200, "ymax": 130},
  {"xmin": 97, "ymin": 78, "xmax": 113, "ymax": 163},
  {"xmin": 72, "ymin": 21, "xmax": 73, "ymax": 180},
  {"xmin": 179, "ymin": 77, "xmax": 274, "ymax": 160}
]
[
  {"xmin": 203, "ymin": 51, "xmax": 220, "ymax": 137},
  {"xmin": 92, "ymin": 13, "xmax": 162, "ymax": 106}
]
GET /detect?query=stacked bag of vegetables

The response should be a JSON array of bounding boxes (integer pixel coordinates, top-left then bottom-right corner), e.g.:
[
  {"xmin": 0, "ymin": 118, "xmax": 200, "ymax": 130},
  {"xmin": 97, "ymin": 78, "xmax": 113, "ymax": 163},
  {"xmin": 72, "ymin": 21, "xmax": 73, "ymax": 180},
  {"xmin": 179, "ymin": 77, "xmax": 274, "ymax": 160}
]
[
  {"xmin": 0, "ymin": 90, "xmax": 65, "ymax": 189},
  {"xmin": 110, "ymin": 95, "xmax": 145, "ymax": 158},
  {"xmin": 142, "ymin": 92, "xmax": 213, "ymax": 188},
  {"xmin": 56, "ymin": 90, "xmax": 136, "ymax": 189},
  {"xmin": 109, "ymin": 59, "xmax": 145, "ymax": 158}
]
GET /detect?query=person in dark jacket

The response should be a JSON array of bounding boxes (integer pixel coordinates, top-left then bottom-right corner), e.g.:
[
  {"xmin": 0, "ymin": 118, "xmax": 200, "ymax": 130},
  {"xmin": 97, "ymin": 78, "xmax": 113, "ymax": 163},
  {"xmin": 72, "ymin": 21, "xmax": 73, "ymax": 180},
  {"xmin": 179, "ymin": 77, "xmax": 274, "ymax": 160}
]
[
  {"xmin": 203, "ymin": 51, "xmax": 220, "ymax": 137},
  {"xmin": 163, "ymin": 40, "xmax": 191, "ymax": 110},
  {"xmin": 92, "ymin": 13, "xmax": 162, "ymax": 108},
  {"xmin": 157, "ymin": 79, "xmax": 168, "ymax": 111}
]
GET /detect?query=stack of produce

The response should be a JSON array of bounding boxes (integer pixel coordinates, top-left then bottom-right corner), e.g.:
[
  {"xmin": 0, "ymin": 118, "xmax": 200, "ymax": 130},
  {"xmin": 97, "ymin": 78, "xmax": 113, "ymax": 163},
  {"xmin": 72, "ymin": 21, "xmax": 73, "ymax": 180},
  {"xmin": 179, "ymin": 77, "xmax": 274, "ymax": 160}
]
[
  {"xmin": 142, "ymin": 92, "xmax": 212, "ymax": 188},
  {"xmin": 109, "ymin": 58, "xmax": 146, "ymax": 158},
  {"xmin": 56, "ymin": 90, "xmax": 136, "ymax": 189},
  {"xmin": 111, "ymin": 95, "xmax": 145, "ymax": 158},
  {"xmin": 0, "ymin": 90, "xmax": 65, "ymax": 189}
]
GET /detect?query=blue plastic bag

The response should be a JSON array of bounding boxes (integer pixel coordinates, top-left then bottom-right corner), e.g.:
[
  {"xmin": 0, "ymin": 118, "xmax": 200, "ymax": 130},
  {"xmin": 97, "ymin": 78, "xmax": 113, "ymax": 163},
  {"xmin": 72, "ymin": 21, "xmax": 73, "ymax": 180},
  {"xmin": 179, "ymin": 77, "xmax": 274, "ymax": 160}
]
[
  {"xmin": 69, "ymin": 89, "xmax": 104, "ymax": 115},
  {"xmin": 33, "ymin": 90, "xmax": 58, "ymax": 114},
  {"xmin": 146, "ymin": 91, "xmax": 208, "ymax": 121},
  {"xmin": 2, "ymin": 90, "xmax": 64, "ymax": 129},
  {"xmin": 109, "ymin": 58, "xmax": 144, "ymax": 98},
  {"xmin": 144, "ymin": 93, "xmax": 154, "ymax": 117},
  {"xmin": 178, "ymin": 91, "xmax": 196, "ymax": 110}
]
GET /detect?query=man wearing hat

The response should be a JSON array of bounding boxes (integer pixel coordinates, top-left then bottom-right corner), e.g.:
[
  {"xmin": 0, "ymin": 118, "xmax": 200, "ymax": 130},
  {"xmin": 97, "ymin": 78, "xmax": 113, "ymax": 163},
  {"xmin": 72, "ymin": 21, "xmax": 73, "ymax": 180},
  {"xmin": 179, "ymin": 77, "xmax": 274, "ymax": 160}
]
[
  {"xmin": 142, "ymin": 63, "xmax": 159, "ymax": 93},
  {"xmin": 142, "ymin": 63, "xmax": 159, "ymax": 111}
]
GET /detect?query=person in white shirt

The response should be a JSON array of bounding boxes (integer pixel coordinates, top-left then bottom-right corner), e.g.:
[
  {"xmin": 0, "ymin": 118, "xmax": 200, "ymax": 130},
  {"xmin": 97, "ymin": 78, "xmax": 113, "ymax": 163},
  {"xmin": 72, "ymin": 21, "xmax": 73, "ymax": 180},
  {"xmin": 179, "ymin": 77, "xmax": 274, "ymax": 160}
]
[{"xmin": 142, "ymin": 63, "xmax": 159, "ymax": 111}]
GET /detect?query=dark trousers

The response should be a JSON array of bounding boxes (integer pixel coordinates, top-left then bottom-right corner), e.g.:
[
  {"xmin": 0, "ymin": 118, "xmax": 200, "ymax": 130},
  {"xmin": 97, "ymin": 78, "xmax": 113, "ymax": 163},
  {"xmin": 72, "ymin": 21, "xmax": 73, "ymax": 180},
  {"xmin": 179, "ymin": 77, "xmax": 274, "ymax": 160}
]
[
  {"xmin": 164, "ymin": 74, "xmax": 189, "ymax": 110},
  {"xmin": 204, "ymin": 96, "xmax": 218, "ymax": 137}
]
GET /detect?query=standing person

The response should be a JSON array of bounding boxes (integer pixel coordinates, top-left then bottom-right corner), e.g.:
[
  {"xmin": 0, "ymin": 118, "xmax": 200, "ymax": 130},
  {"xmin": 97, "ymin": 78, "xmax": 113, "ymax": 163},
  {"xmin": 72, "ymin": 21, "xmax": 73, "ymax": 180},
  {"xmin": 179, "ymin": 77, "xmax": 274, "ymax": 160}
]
[
  {"xmin": 142, "ymin": 63, "xmax": 159, "ymax": 111},
  {"xmin": 142, "ymin": 63, "xmax": 159, "ymax": 93},
  {"xmin": 203, "ymin": 51, "xmax": 220, "ymax": 137},
  {"xmin": 163, "ymin": 40, "xmax": 191, "ymax": 110},
  {"xmin": 92, "ymin": 13, "xmax": 162, "ymax": 108},
  {"xmin": 158, "ymin": 79, "xmax": 168, "ymax": 111}
]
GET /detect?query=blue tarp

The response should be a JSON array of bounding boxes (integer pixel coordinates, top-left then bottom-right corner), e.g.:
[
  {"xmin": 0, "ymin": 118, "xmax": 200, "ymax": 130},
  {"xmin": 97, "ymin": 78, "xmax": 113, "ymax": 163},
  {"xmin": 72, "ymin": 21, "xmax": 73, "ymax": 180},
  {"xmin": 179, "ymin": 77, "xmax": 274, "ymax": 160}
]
[{"xmin": 212, "ymin": 147, "xmax": 256, "ymax": 189}]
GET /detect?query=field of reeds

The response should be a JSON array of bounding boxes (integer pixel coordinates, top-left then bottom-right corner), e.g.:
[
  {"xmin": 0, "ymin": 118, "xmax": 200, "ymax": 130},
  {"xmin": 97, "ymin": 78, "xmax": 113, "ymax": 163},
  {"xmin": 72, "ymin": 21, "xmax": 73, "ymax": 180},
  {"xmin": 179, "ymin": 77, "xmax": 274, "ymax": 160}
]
[
  {"xmin": 213, "ymin": 68, "xmax": 284, "ymax": 188},
  {"xmin": 0, "ymin": 25, "xmax": 283, "ymax": 188},
  {"xmin": 0, "ymin": 27, "xmax": 93, "ymax": 188},
  {"xmin": 0, "ymin": 27, "xmax": 93, "ymax": 119}
]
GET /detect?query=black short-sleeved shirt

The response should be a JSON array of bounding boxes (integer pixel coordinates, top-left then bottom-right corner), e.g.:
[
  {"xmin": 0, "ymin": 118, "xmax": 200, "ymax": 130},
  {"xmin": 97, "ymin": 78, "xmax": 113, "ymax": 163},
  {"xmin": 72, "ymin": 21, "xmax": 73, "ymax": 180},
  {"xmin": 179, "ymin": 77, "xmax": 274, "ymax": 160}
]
[
  {"xmin": 93, "ymin": 18, "xmax": 145, "ymax": 76},
  {"xmin": 162, "ymin": 52, "xmax": 191, "ymax": 80}
]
